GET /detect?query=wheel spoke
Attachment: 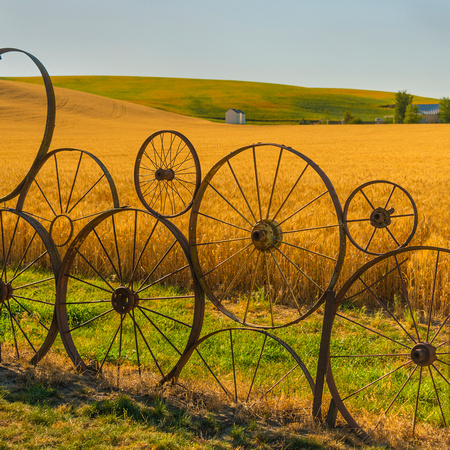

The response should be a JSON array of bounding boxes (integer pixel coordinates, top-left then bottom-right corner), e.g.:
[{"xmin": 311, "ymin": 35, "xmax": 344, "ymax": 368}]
[
  {"xmin": 364, "ymin": 227, "xmax": 377, "ymax": 252},
  {"xmin": 129, "ymin": 309, "xmax": 141, "ymax": 376},
  {"xmin": 247, "ymin": 334, "xmax": 267, "ymax": 402},
  {"xmin": 226, "ymin": 160, "xmax": 257, "ymax": 223},
  {"xmin": 230, "ymin": 330, "xmax": 238, "ymax": 402},
  {"xmin": 264, "ymin": 253, "xmax": 275, "ymax": 327},
  {"xmin": 217, "ymin": 248, "xmax": 256, "ymax": 306},
  {"xmin": 111, "ymin": 215, "xmax": 123, "ymax": 283},
  {"xmin": 253, "ymin": 147, "xmax": 262, "ymax": 220},
  {"xmin": 9, "ymin": 249, "xmax": 48, "ymax": 286},
  {"xmin": 342, "ymin": 360, "xmax": 413, "ymax": 401},
  {"xmin": 205, "ymin": 181, "xmax": 253, "ymax": 228},
  {"xmin": 269, "ymin": 249, "xmax": 301, "ymax": 314},
  {"xmin": 271, "ymin": 163, "xmax": 309, "ymax": 223},
  {"xmin": 53, "ymin": 153, "xmax": 63, "ymax": 214},
  {"xmin": 273, "ymin": 246, "xmax": 325, "ymax": 292},
  {"xmin": 335, "ymin": 313, "xmax": 412, "ymax": 350},
  {"xmin": 2, "ymin": 215, "xmax": 20, "ymax": 281},
  {"xmin": 13, "ymin": 276, "xmax": 54, "ymax": 291},
  {"xmin": 372, "ymin": 365, "xmax": 418, "ymax": 432},
  {"xmin": 430, "ymin": 314, "xmax": 449, "ymax": 345},
  {"xmin": 65, "ymin": 152, "xmax": 83, "ymax": 213},
  {"xmin": 136, "ymin": 239, "xmax": 177, "ymax": 292},
  {"xmin": 385, "ymin": 226, "xmax": 401, "ymax": 247},
  {"xmin": 412, "ymin": 367, "xmax": 423, "ymax": 436},
  {"xmin": 265, "ymin": 148, "xmax": 283, "ymax": 220},
  {"xmin": 99, "ymin": 315, "xmax": 123, "ymax": 371},
  {"xmin": 66, "ymin": 274, "xmax": 113, "ymax": 294},
  {"xmin": 279, "ymin": 239, "xmax": 337, "ymax": 262},
  {"xmin": 67, "ymin": 174, "xmax": 106, "ymax": 214},
  {"xmin": 5, "ymin": 299, "xmax": 37, "ymax": 354},
  {"xmin": 138, "ymin": 307, "xmax": 181, "ymax": 355},
  {"xmin": 10, "ymin": 231, "xmax": 37, "ymax": 280},
  {"xmin": 92, "ymin": 228, "xmax": 121, "ymax": 282},
  {"xmin": 262, "ymin": 364, "xmax": 299, "ymax": 398},
  {"xmin": 69, "ymin": 308, "xmax": 115, "ymax": 332},
  {"xmin": 282, "ymin": 224, "xmax": 340, "ymax": 234},
  {"xmin": 194, "ymin": 236, "xmax": 251, "ymax": 247},
  {"xmin": 195, "ymin": 348, "xmax": 230, "ymax": 397},
  {"xmin": 74, "ymin": 247, "xmax": 115, "ymax": 292},
  {"xmin": 10, "ymin": 296, "xmax": 50, "ymax": 331},
  {"xmin": 426, "ymin": 251, "xmax": 440, "ymax": 342},
  {"xmin": 278, "ymin": 190, "xmax": 328, "ymax": 226},
  {"xmin": 428, "ymin": 366, "xmax": 447, "ymax": 427},
  {"xmin": 197, "ymin": 212, "xmax": 251, "ymax": 233},
  {"xmin": 200, "ymin": 243, "xmax": 253, "ymax": 279},
  {"xmin": 138, "ymin": 305, "xmax": 191, "ymax": 328},
  {"xmin": 33, "ymin": 179, "xmax": 58, "ymax": 217},
  {"xmin": 360, "ymin": 188, "xmax": 375, "ymax": 210},
  {"xmin": 394, "ymin": 255, "xmax": 420, "ymax": 342},
  {"xmin": 243, "ymin": 251, "xmax": 261, "ymax": 324},
  {"xmin": 137, "ymin": 264, "xmax": 189, "ymax": 295}
]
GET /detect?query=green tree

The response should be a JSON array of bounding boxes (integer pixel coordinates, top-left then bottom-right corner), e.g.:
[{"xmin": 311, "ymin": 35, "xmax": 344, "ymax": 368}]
[
  {"xmin": 439, "ymin": 97, "xmax": 450, "ymax": 122},
  {"xmin": 404, "ymin": 104, "xmax": 421, "ymax": 123},
  {"xmin": 343, "ymin": 110, "xmax": 354, "ymax": 124},
  {"xmin": 394, "ymin": 90, "xmax": 414, "ymax": 123}
]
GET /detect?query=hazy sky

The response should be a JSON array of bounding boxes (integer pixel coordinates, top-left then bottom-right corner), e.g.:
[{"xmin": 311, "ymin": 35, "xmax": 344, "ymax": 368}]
[{"xmin": 1, "ymin": 0, "xmax": 449, "ymax": 98}]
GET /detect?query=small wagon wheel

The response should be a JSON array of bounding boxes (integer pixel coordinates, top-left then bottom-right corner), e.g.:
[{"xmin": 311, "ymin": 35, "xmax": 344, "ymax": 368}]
[
  {"xmin": 134, "ymin": 130, "xmax": 201, "ymax": 218},
  {"xmin": 0, "ymin": 208, "xmax": 60, "ymax": 364},
  {"xmin": 56, "ymin": 207, "xmax": 204, "ymax": 384},
  {"xmin": 343, "ymin": 180, "xmax": 418, "ymax": 256},
  {"xmin": 175, "ymin": 327, "xmax": 315, "ymax": 407},
  {"xmin": 327, "ymin": 246, "xmax": 450, "ymax": 438},
  {"xmin": 0, "ymin": 48, "xmax": 55, "ymax": 202},
  {"xmin": 189, "ymin": 143, "xmax": 346, "ymax": 328},
  {"xmin": 16, "ymin": 148, "xmax": 119, "ymax": 249}
]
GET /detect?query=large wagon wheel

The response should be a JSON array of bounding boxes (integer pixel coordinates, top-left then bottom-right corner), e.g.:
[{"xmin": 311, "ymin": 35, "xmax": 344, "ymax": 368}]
[
  {"xmin": 175, "ymin": 327, "xmax": 315, "ymax": 408},
  {"xmin": 343, "ymin": 180, "xmax": 418, "ymax": 256},
  {"xmin": 0, "ymin": 48, "xmax": 55, "ymax": 202},
  {"xmin": 327, "ymin": 246, "xmax": 449, "ymax": 438},
  {"xmin": 0, "ymin": 208, "xmax": 60, "ymax": 364},
  {"xmin": 16, "ymin": 148, "xmax": 119, "ymax": 249},
  {"xmin": 56, "ymin": 207, "xmax": 204, "ymax": 384},
  {"xmin": 189, "ymin": 143, "xmax": 346, "ymax": 328},
  {"xmin": 134, "ymin": 130, "xmax": 201, "ymax": 218}
]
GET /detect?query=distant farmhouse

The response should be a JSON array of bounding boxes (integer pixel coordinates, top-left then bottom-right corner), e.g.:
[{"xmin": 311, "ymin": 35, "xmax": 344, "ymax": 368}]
[
  {"xmin": 416, "ymin": 104, "xmax": 440, "ymax": 123},
  {"xmin": 226, "ymin": 109, "xmax": 245, "ymax": 124}
]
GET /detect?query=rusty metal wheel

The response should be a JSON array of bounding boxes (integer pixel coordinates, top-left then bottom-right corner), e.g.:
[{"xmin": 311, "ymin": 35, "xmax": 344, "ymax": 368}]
[
  {"xmin": 134, "ymin": 130, "xmax": 201, "ymax": 218},
  {"xmin": 327, "ymin": 246, "xmax": 450, "ymax": 438},
  {"xmin": 189, "ymin": 143, "xmax": 346, "ymax": 328},
  {"xmin": 175, "ymin": 327, "xmax": 315, "ymax": 406},
  {"xmin": 0, "ymin": 48, "xmax": 55, "ymax": 202},
  {"xmin": 56, "ymin": 207, "xmax": 204, "ymax": 384},
  {"xmin": 343, "ymin": 180, "xmax": 418, "ymax": 255},
  {"xmin": 16, "ymin": 148, "xmax": 119, "ymax": 250},
  {"xmin": 0, "ymin": 208, "xmax": 60, "ymax": 364}
]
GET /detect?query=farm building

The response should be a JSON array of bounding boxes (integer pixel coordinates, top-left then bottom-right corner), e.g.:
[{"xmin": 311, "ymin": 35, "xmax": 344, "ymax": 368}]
[
  {"xmin": 416, "ymin": 104, "xmax": 440, "ymax": 123},
  {"xmin": 226, "ymin": 109, "xmax": 245, "ymax": 124}
]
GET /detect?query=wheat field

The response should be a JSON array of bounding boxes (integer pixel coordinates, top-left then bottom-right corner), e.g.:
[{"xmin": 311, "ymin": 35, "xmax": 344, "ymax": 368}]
[{"xmin": 1, "ymin": 79, "xmax": 449, "ymax": 314}]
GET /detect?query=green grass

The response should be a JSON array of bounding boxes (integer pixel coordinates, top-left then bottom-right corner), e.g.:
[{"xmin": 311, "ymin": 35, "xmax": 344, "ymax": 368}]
[{"xmin": 2, "ymin": 75, "xmax": 438, "ymax": 123}]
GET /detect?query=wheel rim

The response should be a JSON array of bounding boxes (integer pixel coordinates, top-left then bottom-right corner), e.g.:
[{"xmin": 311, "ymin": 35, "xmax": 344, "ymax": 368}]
[
  {"xmin": 0, "ymin": 208, "xmax": 60, "ymax": 364},
  {"xmin": 189, "ymin": 143, "xmax": 346, "ymax": 328},
  {"xmin": 327, "ymin": 246, "xmax": 450, "ymax": 437},
  {"xmin": 16, "ymin": 148, "xmax": 120, "ymax": 251},
  {"xmin": 176, "ymin": 327, "xmax": 315, "ymax": 406},
  {"xmin": 134, "ymin": 130, "xmax": 201, "ymax": 218},
  {"xmin": 0, "ymin": 48, "xmax": 55, "ymax": 202},
  {"xmin": 343, "ymin": 180, "xmax": 418, "ymax": 255},
  {"xmin": 56, "ymin": 207, "xmax": 204, "ymax": 384}
]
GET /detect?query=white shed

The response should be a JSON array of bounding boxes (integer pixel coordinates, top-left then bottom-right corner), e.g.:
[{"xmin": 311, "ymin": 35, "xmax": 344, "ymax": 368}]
[{"xmin": 226, "ymin": 109, "xmax": 245, "ymax": 124}]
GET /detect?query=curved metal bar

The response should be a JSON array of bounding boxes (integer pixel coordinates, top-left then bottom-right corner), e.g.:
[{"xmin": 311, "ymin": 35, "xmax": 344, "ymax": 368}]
[{"xmin": 0, "ymin": 48, "xmax": 55, "ymax": 202}]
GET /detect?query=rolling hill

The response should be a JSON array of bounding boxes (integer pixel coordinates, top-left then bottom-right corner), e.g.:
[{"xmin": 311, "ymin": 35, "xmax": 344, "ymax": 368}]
[{"xmin": 2, "ymin": 76, "xmax": 438, "ymax": 124}]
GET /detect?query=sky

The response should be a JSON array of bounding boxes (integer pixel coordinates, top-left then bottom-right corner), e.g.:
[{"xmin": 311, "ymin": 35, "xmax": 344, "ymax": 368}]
[{"xmin": 1, "ymin": 0, "xmax": 450, "ymax": 99}]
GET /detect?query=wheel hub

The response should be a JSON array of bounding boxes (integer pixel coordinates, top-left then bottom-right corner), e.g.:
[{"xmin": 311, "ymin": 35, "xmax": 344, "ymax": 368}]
[
  {"xmin": 111, "ymin": 286, "xmax": 139, "ymax": 314},
  {"xmin": 0, "ymin": 280, "xmax": 13, "ymax": 303},
  {"xmin": 49, "ymin": 214, "xmax": 74, "ymax": 247},
  {"xmin": 155, "ymin": 168, "xmax": 175, "ymax": 181},
  {"xmin": 370, "ymin": 207, "xmax": 395, "ymax": 228},
  {"xmin": 251, "ymin": 219, "xmax": 283, "ymax": 251},
  {"xmin": 410, "ymin": 342, "xmax": 437, "ymax": 367}
]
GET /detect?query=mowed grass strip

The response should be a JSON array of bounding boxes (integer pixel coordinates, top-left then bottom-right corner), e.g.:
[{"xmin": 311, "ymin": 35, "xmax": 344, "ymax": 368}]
[{"xmin": 3, "ymin": 75, "xmax": 438, "ymax": 122}]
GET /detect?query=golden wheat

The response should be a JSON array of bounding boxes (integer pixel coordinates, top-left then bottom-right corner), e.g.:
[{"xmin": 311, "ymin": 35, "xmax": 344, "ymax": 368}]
[{"xmin": 1, "ymin": 80, "xmax": 449, "ymax": 316}]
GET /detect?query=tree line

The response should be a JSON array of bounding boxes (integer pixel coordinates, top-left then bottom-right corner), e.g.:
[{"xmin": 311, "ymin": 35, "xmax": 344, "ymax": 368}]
[{"xmin": 395, "ymin": 90, "xmax": 450, "ymax": 123}]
